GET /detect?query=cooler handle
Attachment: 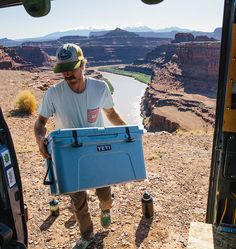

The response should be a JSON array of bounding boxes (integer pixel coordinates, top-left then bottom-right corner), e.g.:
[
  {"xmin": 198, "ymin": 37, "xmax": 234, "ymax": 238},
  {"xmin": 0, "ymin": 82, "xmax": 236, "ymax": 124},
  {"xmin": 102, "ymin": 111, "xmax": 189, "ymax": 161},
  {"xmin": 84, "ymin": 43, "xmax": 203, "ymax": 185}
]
[
  {"xmin": 125, "ymin": 127, "xmax": 135, "ymax": 142},
  {"xmin": 43, "ymin": 158, "xmax": 54, "ymax": 185},
  {"xmin": 72, "ymin": 130, "xmax": 83, "ymax": 147}
]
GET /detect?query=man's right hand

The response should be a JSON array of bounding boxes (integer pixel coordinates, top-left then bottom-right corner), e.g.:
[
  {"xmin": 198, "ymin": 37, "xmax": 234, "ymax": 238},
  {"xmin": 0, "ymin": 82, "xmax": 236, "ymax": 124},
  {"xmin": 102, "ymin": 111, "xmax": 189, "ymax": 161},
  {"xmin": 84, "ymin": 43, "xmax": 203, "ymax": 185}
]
[
  {"xmin": 34, "ymin": 115, "xmax": 50, "ymax": 159},
  {"xmin": 39, "ymin": 137, "xmax": 50, "ymax": 159}
]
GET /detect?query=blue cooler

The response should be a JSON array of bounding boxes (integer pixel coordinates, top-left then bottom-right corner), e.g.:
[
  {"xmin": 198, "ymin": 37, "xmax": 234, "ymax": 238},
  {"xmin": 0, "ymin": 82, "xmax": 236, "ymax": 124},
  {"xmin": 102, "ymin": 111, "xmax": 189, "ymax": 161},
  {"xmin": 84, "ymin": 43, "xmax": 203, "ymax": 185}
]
[{"xmin": 44, "ymin": 125, "xmax": 146, "ymax": 195}]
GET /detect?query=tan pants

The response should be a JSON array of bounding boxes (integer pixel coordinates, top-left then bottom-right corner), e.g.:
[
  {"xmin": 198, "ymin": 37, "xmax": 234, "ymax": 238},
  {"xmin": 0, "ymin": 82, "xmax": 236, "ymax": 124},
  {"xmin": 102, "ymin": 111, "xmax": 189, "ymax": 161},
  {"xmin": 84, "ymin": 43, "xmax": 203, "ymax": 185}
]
[{"xmin": 69, "ymin": 186, "xmax": 112, "ymax": 239}]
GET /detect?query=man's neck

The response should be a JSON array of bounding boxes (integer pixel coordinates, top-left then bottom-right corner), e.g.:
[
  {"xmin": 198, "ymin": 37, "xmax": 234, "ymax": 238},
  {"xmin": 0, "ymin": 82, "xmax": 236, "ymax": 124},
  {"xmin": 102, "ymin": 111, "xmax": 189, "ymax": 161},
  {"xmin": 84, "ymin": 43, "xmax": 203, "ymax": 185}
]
[{"xmin": 67, "ymin": 76, "xmax": 86, "ymax": 93}]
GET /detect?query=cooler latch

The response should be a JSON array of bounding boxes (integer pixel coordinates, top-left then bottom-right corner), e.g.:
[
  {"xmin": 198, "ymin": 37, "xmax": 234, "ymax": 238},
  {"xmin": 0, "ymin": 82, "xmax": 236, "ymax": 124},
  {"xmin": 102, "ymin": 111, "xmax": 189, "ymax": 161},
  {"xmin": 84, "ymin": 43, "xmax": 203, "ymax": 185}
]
[
  {"xmin": 125, "ymin": 127, "xmax": 135, "ymax": 142},
  {"xmin": 72, "ymin": 130, "xmax": 83, "ymax": 147}
]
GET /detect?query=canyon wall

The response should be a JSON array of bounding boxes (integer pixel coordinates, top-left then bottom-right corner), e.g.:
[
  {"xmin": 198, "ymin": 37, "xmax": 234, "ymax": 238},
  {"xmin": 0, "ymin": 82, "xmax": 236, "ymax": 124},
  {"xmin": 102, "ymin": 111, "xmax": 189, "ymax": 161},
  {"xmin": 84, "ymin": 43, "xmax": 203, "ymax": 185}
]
[
  {"xmin": 0, "ymin": 46, "xmax": 51, "ymax": 70},
  {"xmin": 22, "ymin": 28, "xmax": 171, "ymax": 66},
  {"xmin": 128, "ymin": 40, "xmax": 220, "ymax": 132}
]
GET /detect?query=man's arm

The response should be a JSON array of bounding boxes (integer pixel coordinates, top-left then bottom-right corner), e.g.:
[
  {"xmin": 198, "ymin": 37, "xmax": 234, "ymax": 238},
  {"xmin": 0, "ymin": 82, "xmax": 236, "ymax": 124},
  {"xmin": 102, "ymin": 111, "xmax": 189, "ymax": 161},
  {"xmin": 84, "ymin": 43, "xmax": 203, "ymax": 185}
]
[
  {"xmin": 34, "ymin": 115, "xmax": 50, "ymax": 158},
  {"xmin": 103, "ymin": 107, "xmax": 127, "ymax": 126}
]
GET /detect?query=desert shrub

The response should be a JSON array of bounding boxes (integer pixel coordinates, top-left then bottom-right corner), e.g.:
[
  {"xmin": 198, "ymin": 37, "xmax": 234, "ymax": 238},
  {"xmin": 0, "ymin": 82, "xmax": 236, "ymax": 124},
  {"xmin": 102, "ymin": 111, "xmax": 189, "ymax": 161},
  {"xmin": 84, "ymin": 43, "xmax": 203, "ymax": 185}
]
[{"xmin": 14, "ymin": 90, "xmax": 37, "ymax": 114}]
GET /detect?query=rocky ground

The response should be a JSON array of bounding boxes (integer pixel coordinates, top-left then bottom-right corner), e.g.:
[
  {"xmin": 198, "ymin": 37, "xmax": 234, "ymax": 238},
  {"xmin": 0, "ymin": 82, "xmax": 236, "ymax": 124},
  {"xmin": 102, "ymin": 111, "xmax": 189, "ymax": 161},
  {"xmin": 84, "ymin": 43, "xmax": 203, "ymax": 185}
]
[{"xmin": 0, "ymin": 70, "xmax": 214, "ymax": 248}]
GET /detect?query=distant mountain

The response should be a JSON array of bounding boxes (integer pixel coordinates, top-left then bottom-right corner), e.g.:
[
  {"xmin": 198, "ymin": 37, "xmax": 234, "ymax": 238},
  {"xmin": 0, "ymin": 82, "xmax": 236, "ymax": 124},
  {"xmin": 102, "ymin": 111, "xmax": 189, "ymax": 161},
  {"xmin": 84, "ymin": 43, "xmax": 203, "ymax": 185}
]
[
  {"xmin": 89, "ymin": 31, "xmax": 108, "ymax": 37},
  {"xmin": 124, "ymin": 26, "xmax": 155, "ymax": 32},
  {"xmin": 90, "ymin": 28, "xmax": 222, "ymax": 40},
  {"xmin": 135, "ymin": 31, "xmax": 179, "ymax": 38},
  {"xmin": 1, "ymin": 26, "xmax": 222, "ymax": 47},
  {"xmin": 153, "ymin": 27, "xmax": 193, "ymax": 32},
  {"xmin": 123, "ymin": 26, "xmax": 193, "ymax": 33},
  {"xmin": 90, "ymin": 27, "xmax": 194, "ymax": 37},
  {"xmin": 213, "ymin": 27, "xmax": 222, "ymax": 40},
  {"xmin": 0, "ymin": 38, "xmax": 21, "ymax": 47},
  {"xmin": 18, "ymin": 26, "xmax": 196, "ymax": 40},
  {"xmin": 103, "ymin": 28, "xmax": 139, "ymax": 37},
  {"xmin": 42, "ymin": 29, "xmax": 97, "ymax": 39},
  {"xmin": 14, "ymin": 28, "xmax": 109, "ymax": 43}
]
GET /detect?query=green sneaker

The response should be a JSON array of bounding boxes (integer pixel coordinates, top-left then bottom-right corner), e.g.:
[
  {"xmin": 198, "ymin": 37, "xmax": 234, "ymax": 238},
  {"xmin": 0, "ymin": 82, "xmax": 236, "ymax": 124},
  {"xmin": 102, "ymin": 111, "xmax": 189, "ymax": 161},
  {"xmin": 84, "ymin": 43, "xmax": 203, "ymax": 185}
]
[
  {"xmin": 72, "ymin": 237, "xmax": 93, "ymax": 249},
  {"xmin": 100, "ymin": 209, "xmax": 111, "ymax": 229}
]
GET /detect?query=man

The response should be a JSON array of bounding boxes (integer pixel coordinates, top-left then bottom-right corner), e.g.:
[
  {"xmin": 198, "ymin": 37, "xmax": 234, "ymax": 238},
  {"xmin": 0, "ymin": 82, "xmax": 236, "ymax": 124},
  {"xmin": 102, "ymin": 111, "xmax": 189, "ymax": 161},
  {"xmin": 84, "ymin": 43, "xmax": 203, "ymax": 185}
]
[{"xmin": 34, "ymin": 43, "xmax": 126, "ymax": 249}]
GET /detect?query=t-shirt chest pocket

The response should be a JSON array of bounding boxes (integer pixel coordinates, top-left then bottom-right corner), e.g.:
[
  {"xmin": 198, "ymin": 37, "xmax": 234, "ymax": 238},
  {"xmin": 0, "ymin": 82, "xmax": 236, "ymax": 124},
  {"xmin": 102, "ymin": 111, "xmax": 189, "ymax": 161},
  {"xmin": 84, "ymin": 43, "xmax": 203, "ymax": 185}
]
[{"xmin": 87, "ymin": 107, "xmax": 100, "ymax": 123}]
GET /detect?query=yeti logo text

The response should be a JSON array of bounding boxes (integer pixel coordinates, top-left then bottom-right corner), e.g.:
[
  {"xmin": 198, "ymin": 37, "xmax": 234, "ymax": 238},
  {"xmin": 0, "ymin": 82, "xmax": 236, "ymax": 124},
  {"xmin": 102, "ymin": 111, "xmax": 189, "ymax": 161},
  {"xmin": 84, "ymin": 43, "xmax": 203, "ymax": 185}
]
[{"xmin": 97, "ymin": 145, "xmax": 112, "ymax": 152}]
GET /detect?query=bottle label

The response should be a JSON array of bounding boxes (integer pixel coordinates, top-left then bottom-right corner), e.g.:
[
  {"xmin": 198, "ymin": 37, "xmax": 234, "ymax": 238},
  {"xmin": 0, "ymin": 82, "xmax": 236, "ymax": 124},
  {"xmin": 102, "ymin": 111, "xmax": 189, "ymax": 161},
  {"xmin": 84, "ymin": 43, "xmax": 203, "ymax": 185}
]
[{"xmin": 50, "ymin": 204, "xmax": 59, "ymax": 212}]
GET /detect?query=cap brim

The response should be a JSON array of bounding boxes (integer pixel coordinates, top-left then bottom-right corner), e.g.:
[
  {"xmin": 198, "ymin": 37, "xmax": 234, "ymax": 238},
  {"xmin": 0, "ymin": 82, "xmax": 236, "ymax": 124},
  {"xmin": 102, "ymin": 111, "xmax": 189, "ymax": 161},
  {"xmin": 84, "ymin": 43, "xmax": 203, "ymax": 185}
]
[{"xmin": 53, "ymin": 60, "xmax": 82, "ymax": 73}]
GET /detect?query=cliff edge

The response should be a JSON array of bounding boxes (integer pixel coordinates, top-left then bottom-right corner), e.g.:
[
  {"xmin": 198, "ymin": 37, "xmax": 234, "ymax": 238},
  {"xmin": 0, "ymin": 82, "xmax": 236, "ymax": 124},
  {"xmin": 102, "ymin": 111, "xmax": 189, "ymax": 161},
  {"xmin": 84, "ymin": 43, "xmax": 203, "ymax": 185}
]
[{"xmin": 125, "ymin": 40, "xmax": 220, "ymax": 132}]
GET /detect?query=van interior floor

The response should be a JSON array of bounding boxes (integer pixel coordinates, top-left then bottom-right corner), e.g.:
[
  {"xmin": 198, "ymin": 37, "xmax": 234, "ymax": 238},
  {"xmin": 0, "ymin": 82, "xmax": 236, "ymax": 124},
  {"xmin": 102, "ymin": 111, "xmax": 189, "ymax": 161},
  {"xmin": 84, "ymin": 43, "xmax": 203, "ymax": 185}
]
[{"xmin": 187, "ymin": 222, "xmax": 236, "ymax": 249}]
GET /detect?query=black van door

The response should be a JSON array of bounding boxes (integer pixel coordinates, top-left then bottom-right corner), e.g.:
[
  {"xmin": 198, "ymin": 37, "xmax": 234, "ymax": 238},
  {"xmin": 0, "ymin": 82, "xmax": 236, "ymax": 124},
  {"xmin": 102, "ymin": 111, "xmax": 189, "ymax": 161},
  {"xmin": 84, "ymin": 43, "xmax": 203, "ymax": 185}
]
[{"xmin": 0, "ymin": 107, "xmax": 28, "ymax": 249}]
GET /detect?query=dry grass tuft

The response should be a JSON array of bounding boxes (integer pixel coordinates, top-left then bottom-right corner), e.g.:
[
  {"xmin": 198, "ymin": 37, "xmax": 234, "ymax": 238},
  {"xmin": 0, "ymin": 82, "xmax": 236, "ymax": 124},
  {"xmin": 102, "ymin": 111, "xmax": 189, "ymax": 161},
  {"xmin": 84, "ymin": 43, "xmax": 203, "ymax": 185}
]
[{"xmin": 14, "ymin": 90, "xmax": 37, "ymax": 114}]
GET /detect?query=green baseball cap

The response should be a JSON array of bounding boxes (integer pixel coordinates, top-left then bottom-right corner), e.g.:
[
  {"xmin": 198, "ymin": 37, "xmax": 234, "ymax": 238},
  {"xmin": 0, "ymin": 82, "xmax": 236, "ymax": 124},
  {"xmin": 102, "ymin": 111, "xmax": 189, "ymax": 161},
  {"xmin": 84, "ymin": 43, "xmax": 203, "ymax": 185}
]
[{"xmin": 53, "ymin": 43, "xmax": 85, "ymax": 73}]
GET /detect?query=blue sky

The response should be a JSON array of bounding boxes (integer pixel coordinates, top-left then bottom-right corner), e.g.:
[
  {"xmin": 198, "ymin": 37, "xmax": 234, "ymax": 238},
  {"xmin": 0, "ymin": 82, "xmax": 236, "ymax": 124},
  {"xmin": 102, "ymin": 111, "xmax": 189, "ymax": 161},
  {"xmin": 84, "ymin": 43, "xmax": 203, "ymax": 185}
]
[{"xmin": 0, "ymin": 0, "xmax": 224, "ymax": 39}]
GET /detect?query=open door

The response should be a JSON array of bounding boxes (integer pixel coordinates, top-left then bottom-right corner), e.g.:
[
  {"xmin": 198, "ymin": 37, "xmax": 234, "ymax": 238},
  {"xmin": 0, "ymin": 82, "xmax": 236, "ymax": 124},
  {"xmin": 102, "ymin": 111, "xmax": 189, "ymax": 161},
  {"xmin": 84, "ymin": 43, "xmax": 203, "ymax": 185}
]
[
  {"xmin": 206, "ymin": 0, "xmax": 236, "ymax": 229},
  {"xmin": 0, "ymin": 107, "xmax": 27, "ymax": 248}
]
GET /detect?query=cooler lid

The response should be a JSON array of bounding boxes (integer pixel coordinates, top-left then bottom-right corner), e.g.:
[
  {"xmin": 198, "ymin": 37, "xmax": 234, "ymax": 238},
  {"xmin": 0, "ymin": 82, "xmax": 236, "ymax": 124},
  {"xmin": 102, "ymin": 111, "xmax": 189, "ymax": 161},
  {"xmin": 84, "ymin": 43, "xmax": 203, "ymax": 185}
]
[{"xmin": 47, "ymin": 125, "xmax": 143, "ymax": 140}]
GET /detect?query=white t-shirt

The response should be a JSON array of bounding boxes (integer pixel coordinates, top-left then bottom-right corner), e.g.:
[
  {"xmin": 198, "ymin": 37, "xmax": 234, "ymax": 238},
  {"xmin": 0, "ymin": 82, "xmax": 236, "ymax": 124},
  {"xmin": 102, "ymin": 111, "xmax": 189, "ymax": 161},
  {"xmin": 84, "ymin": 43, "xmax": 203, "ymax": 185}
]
[{"xmin": 38, "ymin": 77, "xmax": 114, "ymax": 129}]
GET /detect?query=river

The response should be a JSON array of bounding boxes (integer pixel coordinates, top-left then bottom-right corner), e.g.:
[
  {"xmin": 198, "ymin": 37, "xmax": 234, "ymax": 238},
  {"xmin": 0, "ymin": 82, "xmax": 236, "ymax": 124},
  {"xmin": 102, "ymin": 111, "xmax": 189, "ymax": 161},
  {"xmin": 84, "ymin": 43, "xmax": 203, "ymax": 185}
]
[{"xmin": 99, "ymin": 72, "xmax": 147, "ymax": 127}]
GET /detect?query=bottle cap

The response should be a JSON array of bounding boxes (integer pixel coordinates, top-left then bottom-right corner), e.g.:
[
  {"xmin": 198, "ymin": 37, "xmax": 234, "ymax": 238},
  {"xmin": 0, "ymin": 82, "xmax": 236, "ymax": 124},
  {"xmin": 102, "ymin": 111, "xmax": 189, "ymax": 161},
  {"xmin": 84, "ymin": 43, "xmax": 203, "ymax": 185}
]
[
  {"xmin": 143, "ymin": 191, "xmax": 151, "ymax": 201},
  {"xmin": 50, "ymin": 199, "xmax": 59, "ymax": 206}
]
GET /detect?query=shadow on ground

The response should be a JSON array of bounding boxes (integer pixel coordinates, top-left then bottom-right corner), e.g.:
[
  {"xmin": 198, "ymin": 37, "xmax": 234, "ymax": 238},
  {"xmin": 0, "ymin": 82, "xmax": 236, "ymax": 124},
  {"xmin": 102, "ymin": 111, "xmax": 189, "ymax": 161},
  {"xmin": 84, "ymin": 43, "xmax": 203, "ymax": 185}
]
[
  {"xmin": 65, "ymin": 215, "xmax": 76, "ymax": 229},
  {"xmin": 135, "ymin": 217, "xmax": 153, "ymax": 247},
  {"xmin": 87, "ymin": 231, "xmax": 109, "ymax": 249},
  {"xmin": 8, "ymin": 109, "xmax": 31, "ymax": 118},
  {"xmin": 40, "ymin": 215, "xmax": 58, "ymax": 231}
]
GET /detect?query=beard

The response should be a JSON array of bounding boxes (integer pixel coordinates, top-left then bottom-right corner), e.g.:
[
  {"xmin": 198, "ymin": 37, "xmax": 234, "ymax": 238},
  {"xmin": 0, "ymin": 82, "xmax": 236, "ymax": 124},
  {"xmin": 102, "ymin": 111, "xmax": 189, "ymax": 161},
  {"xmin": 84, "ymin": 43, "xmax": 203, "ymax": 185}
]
[
  {"xmin": 65, "ymin": 76, "xmax": 79, "ymax": 84},
  {"xmin": 65, "ymin": 76, "xmax": 76, "ymax": 81}
]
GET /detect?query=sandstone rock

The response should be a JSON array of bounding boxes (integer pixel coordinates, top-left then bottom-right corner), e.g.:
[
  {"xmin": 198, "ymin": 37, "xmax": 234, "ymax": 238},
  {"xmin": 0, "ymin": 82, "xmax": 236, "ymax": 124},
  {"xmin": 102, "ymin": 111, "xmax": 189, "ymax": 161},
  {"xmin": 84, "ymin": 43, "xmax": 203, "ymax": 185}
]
[
  {"xmin": 135, "ymin": 41, "xmax": 219, "ymax": 132},
  {"xmin": 0, "ymin": 45, "xmax": 51, "ymax": 70},
  {"xmin": 22, "ymin": 28, "xmax": 170, "ymax": 66},
  {"xmin": 173, "ymin": 32, "xmax": 194, "ymax": 43}
]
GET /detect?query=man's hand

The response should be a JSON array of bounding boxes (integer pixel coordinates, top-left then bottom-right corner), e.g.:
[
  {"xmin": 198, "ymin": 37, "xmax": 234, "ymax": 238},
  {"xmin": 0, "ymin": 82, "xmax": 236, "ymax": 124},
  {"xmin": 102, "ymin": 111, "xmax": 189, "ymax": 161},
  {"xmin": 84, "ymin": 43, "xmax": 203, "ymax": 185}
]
[
  {"xmin": 38, "ymin": 136, "xmax": 50, "ymax": 158},
  {"xmin": 34, "ymin": 115, "xmax": 50, "ymax": 158},
  {"xmin": 103, "ymin": 107, "xmax": 127, "ymax": 126}
]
